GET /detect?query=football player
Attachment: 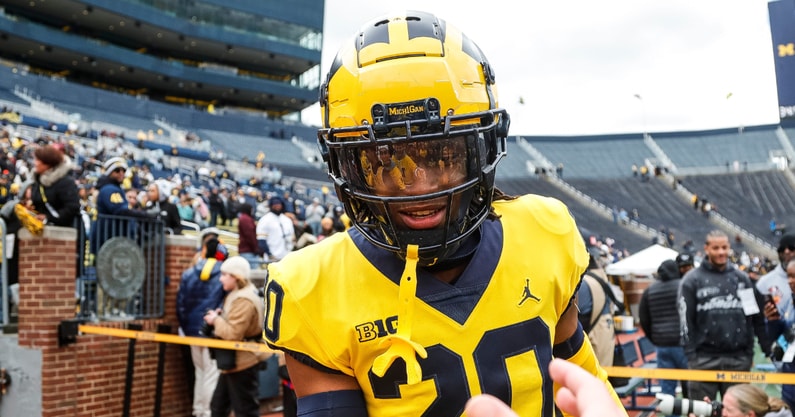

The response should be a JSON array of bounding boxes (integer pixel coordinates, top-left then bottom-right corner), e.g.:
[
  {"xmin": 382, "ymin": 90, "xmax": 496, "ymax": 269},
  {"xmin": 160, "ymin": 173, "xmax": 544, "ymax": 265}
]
[{"xmin": 265, "ymin": 10, "xmax": 624, "ymax": 417}]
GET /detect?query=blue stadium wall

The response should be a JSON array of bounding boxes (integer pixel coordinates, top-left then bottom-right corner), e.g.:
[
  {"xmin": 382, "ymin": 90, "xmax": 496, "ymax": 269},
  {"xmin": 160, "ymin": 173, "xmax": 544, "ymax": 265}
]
[
  {"xmin": 769, "ymin": 0, "xmax": 795, "ymax": 121},
  {"xmin": 0, "ymin": 0, "xmax": 324, "ymax": 116}
]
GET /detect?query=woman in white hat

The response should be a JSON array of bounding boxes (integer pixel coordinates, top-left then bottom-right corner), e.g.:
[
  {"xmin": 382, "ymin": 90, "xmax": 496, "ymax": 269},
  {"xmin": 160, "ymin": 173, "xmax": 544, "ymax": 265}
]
[{"xmin": 203, "ymin": 256, "xmax": 268, "ymax": 417}]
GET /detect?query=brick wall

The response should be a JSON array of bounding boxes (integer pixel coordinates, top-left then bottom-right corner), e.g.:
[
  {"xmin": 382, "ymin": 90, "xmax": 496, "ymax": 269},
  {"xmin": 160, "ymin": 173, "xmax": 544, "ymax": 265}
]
[{"xmin": 17, "ymin": 227, "xmax": 197, "ymax": 417}]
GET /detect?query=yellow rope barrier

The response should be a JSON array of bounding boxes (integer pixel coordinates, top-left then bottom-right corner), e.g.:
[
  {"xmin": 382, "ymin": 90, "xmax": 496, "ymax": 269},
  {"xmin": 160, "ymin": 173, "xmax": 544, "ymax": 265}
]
[
  {"xmin": 79, "ymin": 325, "xmax": 795, "ymax": 384},
  {"xmin": 78, "ymin": 324, "xmax": 275, "ymax": 353},
  {"xmin": 603, "ymin": 366, "xmax": 795, "ymax": 384}
]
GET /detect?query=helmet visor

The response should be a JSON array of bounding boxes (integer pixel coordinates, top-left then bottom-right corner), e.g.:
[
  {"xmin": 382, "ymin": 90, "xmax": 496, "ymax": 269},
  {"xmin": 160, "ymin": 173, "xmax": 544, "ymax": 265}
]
[{"xmin": 334, "ymin": 134, "xmax": 479, "ymax": 198}]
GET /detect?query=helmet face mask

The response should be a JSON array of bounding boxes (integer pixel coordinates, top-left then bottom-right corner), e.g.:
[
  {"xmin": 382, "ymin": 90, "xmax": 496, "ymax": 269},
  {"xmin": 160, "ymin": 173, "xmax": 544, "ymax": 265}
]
[{"xmin": 318, "ymin": 11, "xmax": 509, "ymax": 266}]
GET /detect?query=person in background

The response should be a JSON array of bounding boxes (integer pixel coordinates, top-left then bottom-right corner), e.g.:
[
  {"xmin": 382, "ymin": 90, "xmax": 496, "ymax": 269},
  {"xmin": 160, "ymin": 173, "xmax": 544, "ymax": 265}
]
[
  {"xmin": 639, "ymin": 258, "xmax": 689, "ymax": 404},
  {"xmin": 720, "ymin": 384, "xmax": 791, "ymax": 417},
  {"xmin": 126, "ymin": 187, "xmax": 142, "ymax": 210},
  {"xmin": 676, "ymin": 252, "xmax": 695, "ymax": 276},
  {"xmin": 177, "ymin": 235, "xmax": 228, "ymax": 417},
  {"xmin": 235, "ymin": 203, "xmax": 262, "ymax": 268},
  {"xmin": 178, "ymin": 191, "xmax": 196, "ymax": 223},
  {"xmin": 144, "ymin": 180, "xmax": 182, "ymax": 234},
  {"xmin": 92, "ymin": 157, "xmax": 148, "ymax": 246},
  {"xmin": 203, "ymin": 256, "xmax": 268, "ymax": 417},
  {"xmin": 758, "ymin": 233, "xmax": 795, "ymax": 324},
  {"xmin": 255, "ymin": 196, "xmax": 294, "ymax": 262},
  {"xmin": 577, "ymin": 251, "xmax": 620, "ymax": 367},
  {"xmin": 30, "ymin": 144, "xmax": 79, "ymax": 227},
  {"xmin": 303, "ymin": 197, "xmax": 325, "ymax": 236},
  {"xmin": 763, "ymin": 258, "xmax": 795, "ymax": 410},
  {"xmin": 679, "ymin": 230, "xmax": 770, "ymax": 401},
  {"xmin": 208, "ymin": 187, "xmax": 225, "ymax": 227}
]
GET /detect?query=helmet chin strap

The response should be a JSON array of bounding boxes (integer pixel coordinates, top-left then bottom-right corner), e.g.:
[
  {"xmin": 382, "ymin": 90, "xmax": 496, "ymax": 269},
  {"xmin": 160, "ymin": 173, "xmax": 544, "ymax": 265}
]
[{"xmin": 371, "ymin": 244, "xmax": 427, "ymax": 385}]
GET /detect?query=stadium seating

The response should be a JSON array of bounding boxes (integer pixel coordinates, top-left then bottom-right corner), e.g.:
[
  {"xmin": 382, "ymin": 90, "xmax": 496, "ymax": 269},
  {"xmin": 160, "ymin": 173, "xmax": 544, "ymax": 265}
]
[
  {"xmin": 197, "ymin": 129, "xmax": 311, "ymax": 167},
  {"xmin": 3, "ymin": 67, "xmax": 794, "ymax": 255},
  {"xmin": 565, "ymin": 177, "xmax": 714, "ymax": 250},
  {"xmin": 654, "ymin": 128, "xmax": 780, "ymax": 169},
  {"xmin": 495, "ymin": 177, "xmax": 651, "ymax": 252},
  {"xmin": 523, "ymin": 135, "xmax": 656, "ymax": 179},
  {"xmin": 679, "ymin": 170, "xmax": 795, "ymax": 241}
]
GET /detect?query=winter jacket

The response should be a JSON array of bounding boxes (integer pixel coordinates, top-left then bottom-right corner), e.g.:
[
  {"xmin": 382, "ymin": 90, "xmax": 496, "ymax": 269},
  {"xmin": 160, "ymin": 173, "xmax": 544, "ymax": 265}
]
[
  {"xmin": 31, "ymin": 157, "xmax": 79, "ymax": 227},
  {"xmin": 176, "ymin": 258, "xmax": 225, "ymax": 337},
  {"xmin": 212, "ymin": 282, "xmax": 266, "ymax": 373},
  {"xmin": 679, "ymin": 260, "xmax": 769, "ymax": 360},
  {"xmin": 237, "ymin": 212, "xmax": 261, "ymax": 256},
  {"xmin": 639, "ymin": 259, "xmax": 682, "ymax": 347},
  {"xmin": 144, "ymin": 200, "xmax": 182, "ymax": 234}
]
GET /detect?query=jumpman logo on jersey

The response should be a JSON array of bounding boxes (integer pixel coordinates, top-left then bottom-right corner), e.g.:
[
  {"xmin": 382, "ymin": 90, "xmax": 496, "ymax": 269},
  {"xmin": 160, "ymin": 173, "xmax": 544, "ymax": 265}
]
[{"xmin": 518, "ymin": 278, "xmax": 541, "ymax": 306}]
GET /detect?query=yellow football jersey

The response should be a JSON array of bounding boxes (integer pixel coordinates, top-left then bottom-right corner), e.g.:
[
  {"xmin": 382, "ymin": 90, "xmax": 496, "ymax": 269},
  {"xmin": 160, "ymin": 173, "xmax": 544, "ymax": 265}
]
[{"xmin": 265, "ymin": 194, "xmax": 589, "ymax": 417}]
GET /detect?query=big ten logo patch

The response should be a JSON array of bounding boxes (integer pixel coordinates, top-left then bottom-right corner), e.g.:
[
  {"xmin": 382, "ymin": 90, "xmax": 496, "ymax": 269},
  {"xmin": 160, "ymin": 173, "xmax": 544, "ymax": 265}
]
[{"xmin": 355, "ymin": 315, "xmax": 398, "ymax": 342}]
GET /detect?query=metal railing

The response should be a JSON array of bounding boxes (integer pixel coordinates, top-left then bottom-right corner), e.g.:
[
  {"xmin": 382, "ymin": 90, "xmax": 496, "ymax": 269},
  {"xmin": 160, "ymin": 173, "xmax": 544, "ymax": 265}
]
[{"xmin": 78, "ymin": 214, "xmax": 166, "ymax": 321}]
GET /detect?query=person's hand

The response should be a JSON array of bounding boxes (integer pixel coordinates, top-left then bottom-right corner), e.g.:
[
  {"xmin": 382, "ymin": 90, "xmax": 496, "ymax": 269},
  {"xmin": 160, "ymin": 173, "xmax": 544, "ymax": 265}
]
[
  {"xmin": 550, "ymin": 359, "xmax": 625, "ymax": 417},
  {"xmin": 764, "ymin": 299, "xmax": 781, "ymax": 321},
  {"xmin": 464, "ymin": 359, "xmax": 625, "ymax": 417},
  {"xmin": 204, "ymin": 308, "xmax": 220, "ymax": 325}
]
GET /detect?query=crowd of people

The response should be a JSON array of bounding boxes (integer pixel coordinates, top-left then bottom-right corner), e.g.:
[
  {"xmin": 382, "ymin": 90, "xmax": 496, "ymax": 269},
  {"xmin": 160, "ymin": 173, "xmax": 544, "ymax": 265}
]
[{"xmin": 3, "ymin": 9, "xmax": 793, "ymax": 417}]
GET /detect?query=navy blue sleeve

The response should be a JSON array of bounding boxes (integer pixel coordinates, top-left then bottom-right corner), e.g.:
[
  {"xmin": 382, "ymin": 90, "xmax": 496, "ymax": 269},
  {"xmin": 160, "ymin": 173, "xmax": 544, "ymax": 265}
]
[{"xmin": 297, "ymin": 390, "xmax": 367, "ymax": 417}]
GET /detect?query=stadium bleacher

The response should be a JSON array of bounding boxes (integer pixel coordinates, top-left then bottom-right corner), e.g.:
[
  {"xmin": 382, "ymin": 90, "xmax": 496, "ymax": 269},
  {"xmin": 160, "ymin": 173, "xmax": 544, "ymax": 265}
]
[
  {"xmin": 522, "ymin": 135, "xmax": 656, "ymax": 179},
  {"xmin": 495, "ymin": 138, "xmax": 535, "ymax": 179},
  {"xmin": 679, "ymin": 170, "xmax": 795, "ymax": 241},
  {"xmin": 2, "ymin": 69, "xmax": 794, "ymax": 257},
  {"xmin": 496, "ymin": 177, "xmax": 651, "ymax": 252},
  {"xmin": 566, "ymin": 177, "xmax": 715, "ymax": 252},
  {"xmin": 653, "ymin": 127, "xmax": 781, "ymax": 169},
  {"xmin": 198, "ymin": 129, "xmax": 312, "ymax": 168}
]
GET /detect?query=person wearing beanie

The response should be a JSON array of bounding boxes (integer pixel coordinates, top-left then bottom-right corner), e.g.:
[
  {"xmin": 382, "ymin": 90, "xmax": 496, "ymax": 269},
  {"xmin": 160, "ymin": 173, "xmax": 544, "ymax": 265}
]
[
  {"xmin": 639, "ymin": 258, "xmax": 689, "ymax": 404},
  {"xmin": 91, "ymin": 155, "xmax": 151, "ymax": 255},
  {"xmin": 255, "ymin": 195, "xmax": 295, "ymax": 262},
  {"xmin": 30, "ymin": 144, "xmax": 79, "ymax": 227},
  {"xmin": 675, "ymin": 252, "xmax": 695, "ymax": 277},
  {"xmin": 203, "ymin": 255, "xmax": 268, "ymax": 417},
  {"xmin": 177, "ymin": 236, "xmax": 227, "ymax": 417}
]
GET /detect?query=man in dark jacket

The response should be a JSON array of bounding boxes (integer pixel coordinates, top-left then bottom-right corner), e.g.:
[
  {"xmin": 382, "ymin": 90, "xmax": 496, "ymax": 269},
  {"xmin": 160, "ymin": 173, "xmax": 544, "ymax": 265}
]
[
  {"xmin": 639, "ymin": 258, "xmax": 688, "ymax": 401},
  {"xmin": 90, "ymin": 157, "xmax": 150, "ymax": 254},
  {"xmin": 177, "ymin": 235, "xmax": 227, "ymax": 417},
  {"xmin": 678, "ymin": 230, "xmax": 770, "ymax": 401},
  {"xmin": 207, "ymin": 187, "xmax": 225, "ymax": 227}
]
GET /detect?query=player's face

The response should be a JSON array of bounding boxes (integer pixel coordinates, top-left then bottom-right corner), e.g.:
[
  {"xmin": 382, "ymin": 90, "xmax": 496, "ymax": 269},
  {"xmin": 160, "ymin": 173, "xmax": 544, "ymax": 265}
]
[
  {"xmin": 370, "ymin": 138, "xmax": 469, "ymax": 230},
  {"xmin": 704, "ymin": 236, "xmax": 730, "ymax": 268}
]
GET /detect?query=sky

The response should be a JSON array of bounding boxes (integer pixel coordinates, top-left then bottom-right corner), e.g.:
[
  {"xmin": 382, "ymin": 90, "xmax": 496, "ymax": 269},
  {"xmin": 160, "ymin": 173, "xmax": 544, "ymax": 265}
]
[{"xmin": 300, "ymin": 0, "xmax": 782, "ymax": 136}]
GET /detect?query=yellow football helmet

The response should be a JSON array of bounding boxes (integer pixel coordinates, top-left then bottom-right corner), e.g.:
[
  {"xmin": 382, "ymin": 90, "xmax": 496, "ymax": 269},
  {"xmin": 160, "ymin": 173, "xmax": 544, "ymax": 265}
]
[{"xmin": 318, "ymin": 11, "xmax": 510, "ymax": 265}]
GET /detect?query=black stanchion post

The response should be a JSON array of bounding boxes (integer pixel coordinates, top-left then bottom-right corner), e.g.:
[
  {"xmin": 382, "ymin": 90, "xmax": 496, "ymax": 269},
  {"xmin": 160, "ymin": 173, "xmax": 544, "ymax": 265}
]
[
  {"xmin": 153, "ymin": 324, "xmax": 170, "ymax": 417},
  {"xmin": 123, "ymin": 323, "xmax": 143, "ymax": 417}
]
